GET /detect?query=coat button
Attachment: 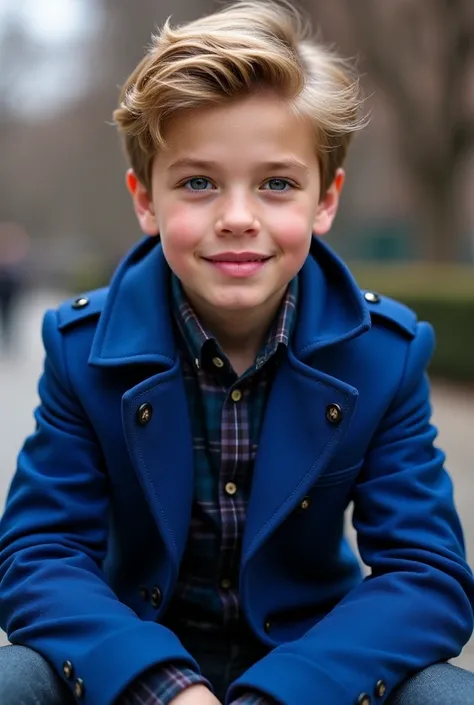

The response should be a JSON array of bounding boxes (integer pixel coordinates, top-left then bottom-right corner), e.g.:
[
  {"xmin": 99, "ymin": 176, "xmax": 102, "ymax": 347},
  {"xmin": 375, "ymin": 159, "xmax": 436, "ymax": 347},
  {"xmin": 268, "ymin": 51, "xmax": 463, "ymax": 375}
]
[
  {"xmin": 326, "ymin": 403, "xmax": 343, "ymax": 424},
  {"xmin": 62, "ymin": 661, "xmax": 74, "ymax": 679},
  {"xmin": 139, "ymin": 585, "xmax": 149, "ymax": 601},
  {"xmin": 364, "ymin": 291, "xmax": 381, "ymax": 304},
  {"xmin": 357, "ymin": 694, "xmax": 371, "ymax": 705},
  {"xmin": 72, "ymin": 297, "xmax": 89, "ymax": 309},
  {"xmin": 75, "ymin": 678, "xmax": 85, "ymax": 698},
  {"xmin": 151, "ymin": 586, "xmax": 162, "ymax": 608},
  {"xmin": 136, "ymin": 403, "xmax": 153, "ymax": 425},
  {"xmin": 264, "ymin": 620, "xmax": 272, "ymax": 633},
  {"xmin": 375, "ymin": 680, "xmax": 387, "ymax": 698}
]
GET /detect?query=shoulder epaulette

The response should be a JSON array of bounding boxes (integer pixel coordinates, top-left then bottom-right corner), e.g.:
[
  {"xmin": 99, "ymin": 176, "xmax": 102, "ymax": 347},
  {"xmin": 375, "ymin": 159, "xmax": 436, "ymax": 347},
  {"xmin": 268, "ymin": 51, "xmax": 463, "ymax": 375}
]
[
  {"xmin": 57, "ymin": 287, "xmax": 109, "ymax": 331},
  {"xmin": 361, "ymin": 290, "xmax": 417, "ymax": 338}
]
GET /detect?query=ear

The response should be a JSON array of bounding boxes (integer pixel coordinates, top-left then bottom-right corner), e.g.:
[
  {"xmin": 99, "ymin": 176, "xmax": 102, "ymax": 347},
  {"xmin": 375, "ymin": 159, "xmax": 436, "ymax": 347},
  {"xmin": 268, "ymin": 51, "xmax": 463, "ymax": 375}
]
[
  {"xmin": 125, "ymin": 169, "xmax": 159, "ymax": 236},
  {"xmin": 313, "ymin": 168, "xmax": 345, "ymax": 236}
]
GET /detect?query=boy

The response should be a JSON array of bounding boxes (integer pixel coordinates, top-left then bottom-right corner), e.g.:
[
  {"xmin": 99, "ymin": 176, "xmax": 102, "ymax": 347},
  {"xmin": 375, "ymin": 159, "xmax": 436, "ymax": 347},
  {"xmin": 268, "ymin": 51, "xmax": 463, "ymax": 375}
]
[{"xmin": 0, "ymin": 2, "xmax": 473, "ymax": 704}]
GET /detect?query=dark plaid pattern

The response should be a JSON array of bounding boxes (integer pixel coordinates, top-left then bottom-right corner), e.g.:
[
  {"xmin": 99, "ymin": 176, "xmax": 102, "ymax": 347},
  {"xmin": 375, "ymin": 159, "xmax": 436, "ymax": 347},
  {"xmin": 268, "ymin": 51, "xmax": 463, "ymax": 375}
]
[
  {"xmin": 118, "ymin": 665, "xmax": 210, "ymax": 705},
  {"xmin": 120, "ymin": 274, "xmax": 298, "ymax": 705}
]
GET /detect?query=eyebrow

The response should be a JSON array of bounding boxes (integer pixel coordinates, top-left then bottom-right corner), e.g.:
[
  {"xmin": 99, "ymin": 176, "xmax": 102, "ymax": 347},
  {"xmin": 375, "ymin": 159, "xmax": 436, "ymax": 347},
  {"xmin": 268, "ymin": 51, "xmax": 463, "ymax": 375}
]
[{"xmin": 168, "ymin": 158, "xmax": 309, "ymax": 173}]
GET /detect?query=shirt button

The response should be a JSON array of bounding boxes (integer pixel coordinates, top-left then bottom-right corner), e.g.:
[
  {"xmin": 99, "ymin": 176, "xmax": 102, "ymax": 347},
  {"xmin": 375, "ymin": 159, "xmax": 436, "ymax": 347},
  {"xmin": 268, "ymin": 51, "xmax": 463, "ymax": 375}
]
[
  {"xmin": 375, "ymin": 680, "xmax": 387, "ymax": 698},
  {"xmin": 225, "ymin": 482, "xmax": 237, "ymax": 496},
  {"xmin": 231, "ymin": 389, "xmax": 242, "ymax": 402},
  {"xmin": 220, "ymin": 578, "xmax": 232, "ymax": 590},
  {"xmin": 212, "ymin": 356, "xmax": 224, "ymax": 368}
]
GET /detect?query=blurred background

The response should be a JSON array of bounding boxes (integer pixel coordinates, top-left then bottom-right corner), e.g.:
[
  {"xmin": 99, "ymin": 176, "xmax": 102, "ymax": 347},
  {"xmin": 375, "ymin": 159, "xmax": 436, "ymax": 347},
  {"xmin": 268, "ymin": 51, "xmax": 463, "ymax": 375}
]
[
  {"xmin": 0, "ymin": 0, "xmax": 473, "ymax": 664},
  {"xmin": 1, "ymin": 0, "xmax": 473, "ymax": 376}
]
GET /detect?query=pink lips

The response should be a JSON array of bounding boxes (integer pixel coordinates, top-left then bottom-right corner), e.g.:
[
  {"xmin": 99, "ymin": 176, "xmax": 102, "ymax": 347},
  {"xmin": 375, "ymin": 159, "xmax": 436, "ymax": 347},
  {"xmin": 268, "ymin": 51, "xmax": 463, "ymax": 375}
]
[{"xmin": 203, "ymin": 252, "xmax": 272, "ymax": 278}]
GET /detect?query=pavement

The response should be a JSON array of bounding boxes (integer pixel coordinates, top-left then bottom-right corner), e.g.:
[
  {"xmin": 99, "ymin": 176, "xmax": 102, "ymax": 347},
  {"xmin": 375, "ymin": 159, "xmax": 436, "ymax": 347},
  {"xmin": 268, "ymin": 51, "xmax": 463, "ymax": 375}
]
[{"xmin": 0, "ymin": 290, "xmax": 473, "ymax": 670}]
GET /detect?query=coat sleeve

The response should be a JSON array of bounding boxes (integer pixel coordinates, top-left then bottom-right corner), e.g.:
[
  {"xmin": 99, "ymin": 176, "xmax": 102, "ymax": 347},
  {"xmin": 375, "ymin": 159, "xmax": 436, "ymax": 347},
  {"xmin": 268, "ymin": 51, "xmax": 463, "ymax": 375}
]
[
  {"xmin": 0, "ymin": 310, "xmax": 199, "ymax": 705},
  {"xmin": 227, "ymin": 321, "xmax": 474, "ymax": 705}
]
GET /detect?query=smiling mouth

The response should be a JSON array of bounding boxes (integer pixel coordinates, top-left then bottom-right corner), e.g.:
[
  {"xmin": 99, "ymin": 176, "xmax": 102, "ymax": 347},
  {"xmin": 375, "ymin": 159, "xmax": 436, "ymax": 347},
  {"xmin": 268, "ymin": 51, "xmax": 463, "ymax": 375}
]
[
  {"xmin": 202, "ymin": 255, "xmax": 272, "ymax": 278},
  {"xmin": 203, "ymin": 254, "xmax": 272, "ymax": 263}
]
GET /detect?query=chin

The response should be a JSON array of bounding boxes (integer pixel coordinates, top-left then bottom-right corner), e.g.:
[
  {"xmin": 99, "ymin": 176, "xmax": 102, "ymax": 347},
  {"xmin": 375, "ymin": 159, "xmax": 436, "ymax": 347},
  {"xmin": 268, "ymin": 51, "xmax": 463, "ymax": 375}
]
[{"xmin": 210, "ymin": 295, "xmax": 264, "ymax": 312}]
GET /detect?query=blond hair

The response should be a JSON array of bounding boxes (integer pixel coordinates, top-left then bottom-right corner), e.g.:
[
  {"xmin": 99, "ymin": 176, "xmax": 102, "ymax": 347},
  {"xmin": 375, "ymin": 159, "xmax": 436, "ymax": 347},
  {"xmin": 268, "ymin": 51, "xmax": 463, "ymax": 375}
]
[{"xmin": 113, "ymin": 0, "xmax": 366, "ymax": 196}]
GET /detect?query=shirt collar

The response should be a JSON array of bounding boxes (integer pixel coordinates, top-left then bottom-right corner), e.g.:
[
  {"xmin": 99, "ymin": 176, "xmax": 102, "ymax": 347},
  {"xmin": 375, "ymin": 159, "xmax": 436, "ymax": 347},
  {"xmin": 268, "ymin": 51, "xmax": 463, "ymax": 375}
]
[{"xmin": 171, "ymin": 274, "xmax": 298, "ymax": 370}]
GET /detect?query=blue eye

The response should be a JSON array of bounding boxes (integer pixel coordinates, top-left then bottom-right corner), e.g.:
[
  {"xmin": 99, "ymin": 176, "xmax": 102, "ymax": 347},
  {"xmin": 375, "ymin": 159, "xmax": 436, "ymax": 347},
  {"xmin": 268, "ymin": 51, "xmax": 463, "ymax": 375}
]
[
  {"xmin": 183, "ymin": 177, "xmax": 213, "ymax": 191},
  {"xmin": 263, "ymin": 179, "xmax": 292, "ymax": 192}
]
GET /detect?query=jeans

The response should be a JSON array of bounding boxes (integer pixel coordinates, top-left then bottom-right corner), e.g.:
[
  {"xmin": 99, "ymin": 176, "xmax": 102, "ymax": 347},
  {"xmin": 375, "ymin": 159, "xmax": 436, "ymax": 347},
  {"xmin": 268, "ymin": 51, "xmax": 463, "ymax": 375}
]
[{"xmin": 1, "ymin": 639, "xmax": 474, "ymax": 705}]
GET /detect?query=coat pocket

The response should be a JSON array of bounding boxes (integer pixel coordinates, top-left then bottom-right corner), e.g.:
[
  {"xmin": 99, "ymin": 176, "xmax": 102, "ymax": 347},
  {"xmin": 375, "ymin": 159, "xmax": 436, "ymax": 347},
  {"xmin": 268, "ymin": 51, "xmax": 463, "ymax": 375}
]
[{"xmin": 314, "ymin": 460, "xmax": 363, "ymax": 487}]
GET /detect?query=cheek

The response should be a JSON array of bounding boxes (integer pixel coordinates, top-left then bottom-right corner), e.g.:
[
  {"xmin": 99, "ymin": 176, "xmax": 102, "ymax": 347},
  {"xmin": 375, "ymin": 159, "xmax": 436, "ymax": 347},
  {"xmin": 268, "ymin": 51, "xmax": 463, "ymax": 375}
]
[
  {"xmin": 159, "ymin": 204, "xmax": 204, "ymax": 254},
  {"xmin": 268, "ymin": 205, "xmax": 314, "ymax": 253}
]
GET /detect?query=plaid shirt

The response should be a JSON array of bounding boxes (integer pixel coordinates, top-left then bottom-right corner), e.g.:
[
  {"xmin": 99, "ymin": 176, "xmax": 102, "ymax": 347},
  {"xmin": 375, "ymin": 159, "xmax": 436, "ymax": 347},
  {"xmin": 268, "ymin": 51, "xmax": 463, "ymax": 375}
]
[{"xmin": 119, "ymin": 274, "xmax": 298, "ymax": 705}]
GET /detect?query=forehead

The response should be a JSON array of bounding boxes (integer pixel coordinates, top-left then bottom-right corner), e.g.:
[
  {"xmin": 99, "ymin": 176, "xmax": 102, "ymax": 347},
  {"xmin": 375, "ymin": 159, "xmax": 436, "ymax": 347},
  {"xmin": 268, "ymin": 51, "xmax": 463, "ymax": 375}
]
[{"xmin": 156, "ymin": 92, "xmax": 318, "ymax": 169}]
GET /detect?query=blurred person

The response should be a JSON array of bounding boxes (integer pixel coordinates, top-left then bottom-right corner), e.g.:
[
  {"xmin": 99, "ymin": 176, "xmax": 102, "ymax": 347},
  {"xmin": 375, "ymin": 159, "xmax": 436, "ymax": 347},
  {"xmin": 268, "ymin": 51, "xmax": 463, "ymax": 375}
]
[
  {"xmin": 0, "ymin": 223, "xmax": 30, "ymax": 352},
  {"xmin": 0, "ymin": 3, "xmax": 473, "ymax": 705}
]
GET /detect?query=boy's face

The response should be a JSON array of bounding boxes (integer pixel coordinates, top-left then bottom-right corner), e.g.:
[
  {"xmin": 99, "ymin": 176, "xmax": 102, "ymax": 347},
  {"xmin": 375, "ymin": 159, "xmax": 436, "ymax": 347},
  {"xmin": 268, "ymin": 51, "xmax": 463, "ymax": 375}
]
[{"xmin": 127, "ymin": 91, "xmax": 343, "ymax": 319}]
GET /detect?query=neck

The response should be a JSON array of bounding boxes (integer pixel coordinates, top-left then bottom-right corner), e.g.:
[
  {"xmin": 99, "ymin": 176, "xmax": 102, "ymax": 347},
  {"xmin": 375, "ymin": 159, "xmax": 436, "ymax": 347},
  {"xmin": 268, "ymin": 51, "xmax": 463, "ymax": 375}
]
[{"xmin": 185, "ymin": 287, "xmax": 287, "ymax": 375}]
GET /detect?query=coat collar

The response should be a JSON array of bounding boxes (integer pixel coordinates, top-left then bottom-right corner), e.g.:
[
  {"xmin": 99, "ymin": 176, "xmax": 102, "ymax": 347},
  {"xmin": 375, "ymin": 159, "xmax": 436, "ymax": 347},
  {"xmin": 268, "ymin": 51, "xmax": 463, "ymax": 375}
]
[
  {"xmin": 293, "ymin": 236, "xmax": 371, "ymax": 360},
  {"xmin": 89, "ymin": 235, "xmax": 371, "ymax": 368}
]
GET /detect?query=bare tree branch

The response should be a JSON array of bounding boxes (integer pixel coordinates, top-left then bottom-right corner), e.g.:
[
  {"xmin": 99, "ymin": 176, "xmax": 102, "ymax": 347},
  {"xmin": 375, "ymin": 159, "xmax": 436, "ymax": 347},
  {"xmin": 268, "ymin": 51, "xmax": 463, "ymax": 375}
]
[{"xmin": 342, "ymin": 0, "xmax": 422, "ymax": 127}]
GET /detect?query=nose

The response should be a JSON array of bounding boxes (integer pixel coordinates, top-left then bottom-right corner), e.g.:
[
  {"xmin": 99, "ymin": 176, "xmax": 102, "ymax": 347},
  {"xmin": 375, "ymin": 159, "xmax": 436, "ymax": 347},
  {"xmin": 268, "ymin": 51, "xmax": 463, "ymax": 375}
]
[{"xmin": 215, "ymin": 190, "xmax": 260, "ymax": 237}]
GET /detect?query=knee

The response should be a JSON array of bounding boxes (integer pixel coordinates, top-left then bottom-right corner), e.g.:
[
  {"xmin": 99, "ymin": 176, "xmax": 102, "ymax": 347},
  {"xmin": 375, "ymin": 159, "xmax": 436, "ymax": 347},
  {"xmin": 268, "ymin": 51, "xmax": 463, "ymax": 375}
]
[
  {"xmin": 391, "ymin": 663, "xmax": 474, "ymax": 705},
  {"xmin": 0, "ymin": 645, "xmax": 69, "ymax": 705}
]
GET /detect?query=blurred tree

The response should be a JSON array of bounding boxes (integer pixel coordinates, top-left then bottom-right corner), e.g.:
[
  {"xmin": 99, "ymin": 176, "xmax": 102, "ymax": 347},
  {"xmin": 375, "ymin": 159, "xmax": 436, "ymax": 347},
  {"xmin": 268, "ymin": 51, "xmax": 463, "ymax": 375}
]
[
  {"xmin": 37, "ymin": 0, "xmax": 216, "ymax": 269},
  {"xmin": 305, "ymin": 0, "xmax": 474, "ymax": 261},
  {"xmin": 0, "ymin": 16, "xmax": 42, "ymax": 223}
]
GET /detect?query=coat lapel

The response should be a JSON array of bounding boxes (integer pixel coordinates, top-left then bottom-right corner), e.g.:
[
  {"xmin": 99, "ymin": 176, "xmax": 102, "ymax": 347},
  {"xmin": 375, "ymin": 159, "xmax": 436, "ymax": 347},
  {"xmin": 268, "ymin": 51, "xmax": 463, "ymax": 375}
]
[
  {"xmin": 89, "ymin": 237, "xmax": 194, "ymax": 575},
  {"xmin": 121, "ymin": 363, "xmax": 194, "ymax": 578},
  {"xmin": 242, "ymin": 351, "xmax": 358, "ymax": 564}
]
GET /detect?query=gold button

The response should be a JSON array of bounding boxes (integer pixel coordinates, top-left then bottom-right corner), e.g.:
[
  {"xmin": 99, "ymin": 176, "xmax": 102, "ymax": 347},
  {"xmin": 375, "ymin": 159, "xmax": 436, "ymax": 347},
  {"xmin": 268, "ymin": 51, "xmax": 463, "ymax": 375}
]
[
  {"xmin": 375, "ymin": 680, "xmax": 386, "ymax": 698},
  {"xmin": 225, "ymin": 482, "xmax": 237, "ymax": 496},
  {"xmin": 220, "ymin": 578, "xmax": 232, "ymax": 590},
  {"xmin": 326, "ymin": 403, "xmax": 343, "ymax": 425},
  {"xmin": 264, "ymin": 620, "xmax": 272, "ymax": 633},
  {"xmin": 63, "ymin": 661, "xmax": 73, "ymax": 679},
  {"xmin": 231, "ymin": 389, "xmax": 242, "ymax": 402},
  {"xmin": 212, "ymin": 357, "xmax": 224, "ymax": 368},
  {"xmin": 75, "ymin": 678, "xmax": 85, "ymax": 698},
  {"xmin": 299, "ymin": 497, "xmax": 311, "ymax": 511},
  {"xmin": 357, "ymin": 695, "xmax": 371, "ymax": 705},
  {"xmin": 136, "ymin": 403, "xmax": 153, "ymax": 425}
]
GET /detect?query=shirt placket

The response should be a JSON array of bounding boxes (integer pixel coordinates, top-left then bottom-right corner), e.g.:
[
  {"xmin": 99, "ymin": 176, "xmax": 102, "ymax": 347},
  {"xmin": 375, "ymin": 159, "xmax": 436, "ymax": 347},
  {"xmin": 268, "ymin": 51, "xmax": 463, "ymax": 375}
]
[{"xmin": 218, "ymin": 378, "xmax": 251, "ymax": 626}]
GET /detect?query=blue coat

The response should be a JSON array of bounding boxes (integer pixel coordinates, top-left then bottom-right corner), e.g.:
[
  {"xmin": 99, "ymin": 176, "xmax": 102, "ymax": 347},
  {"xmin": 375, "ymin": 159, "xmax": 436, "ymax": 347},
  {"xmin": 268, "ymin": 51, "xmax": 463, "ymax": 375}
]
[{"xmin": 0, "ymin": 236, "xmax": 472, "ymax": 705}]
